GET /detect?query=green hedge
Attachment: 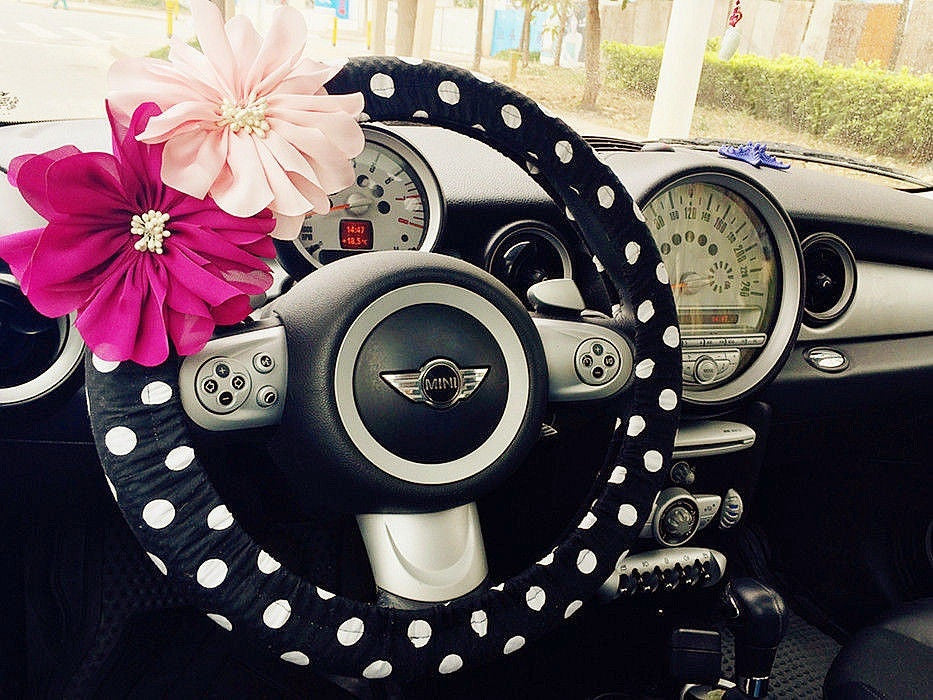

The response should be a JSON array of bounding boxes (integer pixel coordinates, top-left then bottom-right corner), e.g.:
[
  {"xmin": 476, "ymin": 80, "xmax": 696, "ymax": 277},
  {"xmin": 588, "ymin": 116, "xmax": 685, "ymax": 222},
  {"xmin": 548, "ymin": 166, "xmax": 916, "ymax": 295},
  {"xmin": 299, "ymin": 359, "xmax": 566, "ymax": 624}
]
[{"xmin": 603, "ymin": 42, "xmax": 933, "ymax": 163}]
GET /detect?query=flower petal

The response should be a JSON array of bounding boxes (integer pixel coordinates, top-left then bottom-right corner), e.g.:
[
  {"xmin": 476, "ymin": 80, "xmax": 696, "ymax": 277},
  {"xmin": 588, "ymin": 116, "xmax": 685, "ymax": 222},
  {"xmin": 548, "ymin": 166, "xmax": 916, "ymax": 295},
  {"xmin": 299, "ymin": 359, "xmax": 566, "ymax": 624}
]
[
  {"xmin": 158, "ymin": 129, "xmax": 229, "ymax": 202},
  {"xmin": 209, "ymin": 132, "xmax": 274, "ymax": 217},
  {"xmin": 271, "ymin": 214, "xmax": 305, "ymax": 240},
  {"xmin": 189, "ymin": 0, "xmax": 237, "ymax": 96},
  {"xmin": 244, "ymin": 5, "xmax": 307, "ymax": 93}
]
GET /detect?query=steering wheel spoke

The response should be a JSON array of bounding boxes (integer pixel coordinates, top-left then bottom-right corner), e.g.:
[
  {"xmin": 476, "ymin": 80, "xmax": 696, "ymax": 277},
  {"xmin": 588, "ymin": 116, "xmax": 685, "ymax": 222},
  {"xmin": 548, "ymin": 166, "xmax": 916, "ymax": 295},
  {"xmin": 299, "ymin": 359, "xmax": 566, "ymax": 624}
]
[
  {"xmin": 357, "ymin": 503, "xmax": 488, "ymax": 607},
  {"xmin": 178, "ymin": 319, "xmax": 288, "ymax": 431}
]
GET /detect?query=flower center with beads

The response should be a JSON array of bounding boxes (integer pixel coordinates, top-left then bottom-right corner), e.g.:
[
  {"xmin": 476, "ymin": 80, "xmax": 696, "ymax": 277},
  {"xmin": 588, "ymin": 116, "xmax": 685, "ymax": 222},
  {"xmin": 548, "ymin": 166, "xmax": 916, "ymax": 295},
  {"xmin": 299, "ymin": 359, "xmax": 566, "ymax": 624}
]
[
  {"xmin": 131, "ymin": 210, "xmax": 171, "ymax": 254},
  {"xmin": 217, "ymin": 96, "xmax": 271, "ymax": 136}
]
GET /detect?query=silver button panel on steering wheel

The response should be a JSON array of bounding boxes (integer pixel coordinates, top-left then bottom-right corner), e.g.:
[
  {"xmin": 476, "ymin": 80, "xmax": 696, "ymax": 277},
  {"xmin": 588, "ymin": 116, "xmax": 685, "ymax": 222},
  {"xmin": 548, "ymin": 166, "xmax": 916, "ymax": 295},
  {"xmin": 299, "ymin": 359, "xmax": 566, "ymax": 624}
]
[{"xmin": 179, "ymin": 321, "xmax": 287, "ymax": 431}]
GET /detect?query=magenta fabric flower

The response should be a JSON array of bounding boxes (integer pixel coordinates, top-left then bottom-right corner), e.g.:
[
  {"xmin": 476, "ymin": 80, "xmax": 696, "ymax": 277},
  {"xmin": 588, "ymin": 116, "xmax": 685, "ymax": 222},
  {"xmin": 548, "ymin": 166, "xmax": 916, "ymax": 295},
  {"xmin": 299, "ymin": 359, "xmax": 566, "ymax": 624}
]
[
  {"xmin": 107, "ymin": 0, "xmax": 365, "ymax": 239},
  {"xmin": 0, "ymin": 102, "xmax": 275, "ymax": 366}
]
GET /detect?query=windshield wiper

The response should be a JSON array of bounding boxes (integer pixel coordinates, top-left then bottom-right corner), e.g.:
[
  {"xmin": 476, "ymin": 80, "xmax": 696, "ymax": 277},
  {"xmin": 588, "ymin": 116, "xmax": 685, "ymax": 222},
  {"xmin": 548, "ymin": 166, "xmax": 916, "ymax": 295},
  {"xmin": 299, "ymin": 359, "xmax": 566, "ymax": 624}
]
[{"xmin": 657, "ymin": 137, "xmax": 932, "ymax": 191}]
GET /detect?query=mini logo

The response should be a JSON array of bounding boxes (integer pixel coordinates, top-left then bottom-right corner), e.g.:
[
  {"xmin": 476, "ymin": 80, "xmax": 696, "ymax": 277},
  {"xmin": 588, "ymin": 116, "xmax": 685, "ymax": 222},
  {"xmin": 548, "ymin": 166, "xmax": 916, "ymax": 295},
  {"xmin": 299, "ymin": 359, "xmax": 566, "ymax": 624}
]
[{"xmin": 382, "ymin": 358, "xmax": 489, "ymax": 409}]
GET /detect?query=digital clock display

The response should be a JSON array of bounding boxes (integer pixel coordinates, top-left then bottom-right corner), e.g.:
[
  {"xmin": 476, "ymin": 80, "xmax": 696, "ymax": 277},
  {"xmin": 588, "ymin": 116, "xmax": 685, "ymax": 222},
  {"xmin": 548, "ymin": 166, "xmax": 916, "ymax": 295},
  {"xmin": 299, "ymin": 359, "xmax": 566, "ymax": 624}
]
[{"xmin": 339, "ymin": 219, "xmax": 374, "ymax": 250}]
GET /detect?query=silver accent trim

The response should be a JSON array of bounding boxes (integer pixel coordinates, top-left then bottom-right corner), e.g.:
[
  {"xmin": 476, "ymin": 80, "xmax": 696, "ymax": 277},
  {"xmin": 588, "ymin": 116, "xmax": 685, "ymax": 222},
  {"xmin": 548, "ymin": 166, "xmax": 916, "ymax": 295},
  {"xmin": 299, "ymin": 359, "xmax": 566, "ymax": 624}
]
[
  {"xmin": 673, "ymin": 420, "xmax": 756, "ymax": 458},
  {"xmin": 357, "ymin": 503, "xmax": 488, "ymax": 603},
  {"xmin": 526, "ymin": 278, "xmax": 585, "ymax": 313},
  {"xmin": 598, "ymin": 547, "xmax": 727, "ymax": 600},
  {"xmin": 801, "ymin": 232, "xmax": 857, "ymax": 324},
  {"xmin": 293, "ymin": 125, "xmax": 444, "ymax": 268},
  {"xmin": 798, "ymin": 261, "xmax": 933, "ymax": 341},
  {"xmin": 334, "ymin": 283, "xmax": 530, "ymax": 485},
  {"xmin": 533, "ymin": 317, "xmax": 634, "ymax": 401},
  {"xmin": 381, "ymin": 358, "xmax": 489, "ymax": 408},
  {"xmin": 0, "ymin": 274, "xmax": 84, "ymax": 407}
]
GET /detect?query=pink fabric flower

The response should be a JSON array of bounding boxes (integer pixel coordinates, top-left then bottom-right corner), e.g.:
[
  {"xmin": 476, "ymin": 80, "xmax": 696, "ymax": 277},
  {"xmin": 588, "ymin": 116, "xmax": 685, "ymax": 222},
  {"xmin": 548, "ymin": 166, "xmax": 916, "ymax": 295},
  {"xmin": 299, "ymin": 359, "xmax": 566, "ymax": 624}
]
[
  {"xmin": 107, "ymin": 0, "xmax": 365, "ymax": 239},
  {"xmin": 0, "ymin": 102, "xmax": 275, "ymax": 366}
]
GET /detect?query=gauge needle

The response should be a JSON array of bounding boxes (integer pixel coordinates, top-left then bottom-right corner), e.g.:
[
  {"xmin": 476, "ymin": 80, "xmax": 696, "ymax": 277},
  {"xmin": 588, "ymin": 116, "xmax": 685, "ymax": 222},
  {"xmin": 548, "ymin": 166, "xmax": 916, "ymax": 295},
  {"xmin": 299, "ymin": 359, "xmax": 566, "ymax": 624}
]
[{"xmin": 672, "ymin": 272, "xmax": 715, "ymax": 294}]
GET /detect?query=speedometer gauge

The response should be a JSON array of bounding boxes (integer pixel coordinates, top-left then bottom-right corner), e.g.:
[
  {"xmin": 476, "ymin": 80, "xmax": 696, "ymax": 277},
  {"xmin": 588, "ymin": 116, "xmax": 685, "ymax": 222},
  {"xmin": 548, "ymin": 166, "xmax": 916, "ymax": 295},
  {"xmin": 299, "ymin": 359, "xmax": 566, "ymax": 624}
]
[
  {"xmin": 294, "ymin": 127, "xmax": 443, "ymax": 267},
  {"xmin": 643, "ymin": 171, "xmax": 803, "ymax": 406}
]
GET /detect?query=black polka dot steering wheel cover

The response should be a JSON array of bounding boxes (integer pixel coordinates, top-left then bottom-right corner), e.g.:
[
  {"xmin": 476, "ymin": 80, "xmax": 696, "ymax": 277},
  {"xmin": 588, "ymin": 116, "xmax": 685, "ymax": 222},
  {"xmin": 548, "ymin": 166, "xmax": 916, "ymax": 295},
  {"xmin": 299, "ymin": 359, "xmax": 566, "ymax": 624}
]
[{"xmin": 85, "ymin": 57, "xmax": 681, "ymax": 681}]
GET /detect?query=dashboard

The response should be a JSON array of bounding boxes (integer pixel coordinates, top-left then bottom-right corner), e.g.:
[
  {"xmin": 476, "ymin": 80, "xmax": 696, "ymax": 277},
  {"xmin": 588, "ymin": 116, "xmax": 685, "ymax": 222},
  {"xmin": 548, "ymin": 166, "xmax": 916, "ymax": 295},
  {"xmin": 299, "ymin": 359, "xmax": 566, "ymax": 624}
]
[{"xmin": 1, "ymin": 119, "xmax": 932, "ymax": 421}]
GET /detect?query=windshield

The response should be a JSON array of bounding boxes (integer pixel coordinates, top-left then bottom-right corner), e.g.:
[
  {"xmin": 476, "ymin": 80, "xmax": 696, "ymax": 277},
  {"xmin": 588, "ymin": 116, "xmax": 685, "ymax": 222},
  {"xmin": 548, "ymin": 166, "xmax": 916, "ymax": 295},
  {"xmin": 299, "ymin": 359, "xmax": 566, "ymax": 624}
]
[{"xmin": 1, "ymin": 0, "xmax": 930, "ymax": 186}]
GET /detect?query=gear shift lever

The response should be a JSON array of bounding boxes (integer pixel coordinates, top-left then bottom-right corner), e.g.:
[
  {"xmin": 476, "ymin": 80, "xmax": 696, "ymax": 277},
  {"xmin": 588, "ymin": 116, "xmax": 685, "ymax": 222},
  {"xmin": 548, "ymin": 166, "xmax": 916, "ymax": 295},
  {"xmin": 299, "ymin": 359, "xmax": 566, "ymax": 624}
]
[{"xmin": 722, "ymin": 578, "xmax": 789, "ymax": 698}]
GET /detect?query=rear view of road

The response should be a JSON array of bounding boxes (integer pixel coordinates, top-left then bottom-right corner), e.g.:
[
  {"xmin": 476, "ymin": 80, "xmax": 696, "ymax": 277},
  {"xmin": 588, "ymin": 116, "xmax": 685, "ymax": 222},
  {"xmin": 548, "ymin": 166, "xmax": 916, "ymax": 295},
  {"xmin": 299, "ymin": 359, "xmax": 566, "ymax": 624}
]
[{"xmin": 0, "ymin": 0, "xmax": 182, "ymax": 121}]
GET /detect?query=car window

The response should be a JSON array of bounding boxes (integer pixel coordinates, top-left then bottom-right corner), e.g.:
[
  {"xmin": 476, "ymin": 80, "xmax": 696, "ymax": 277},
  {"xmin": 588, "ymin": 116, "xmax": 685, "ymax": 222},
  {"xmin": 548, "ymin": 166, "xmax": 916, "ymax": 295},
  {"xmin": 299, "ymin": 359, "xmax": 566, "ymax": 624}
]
[{"xmin": 1, "ymin": 0, "xmax": 929, "ymax": 186}]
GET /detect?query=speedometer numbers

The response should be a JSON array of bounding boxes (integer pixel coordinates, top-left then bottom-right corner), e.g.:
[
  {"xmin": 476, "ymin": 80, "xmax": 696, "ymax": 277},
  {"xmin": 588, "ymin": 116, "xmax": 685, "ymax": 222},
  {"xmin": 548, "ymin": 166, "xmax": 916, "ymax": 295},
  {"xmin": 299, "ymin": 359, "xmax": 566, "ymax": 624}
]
[
  {"xmin": 644, "ymin": 179, "xmax": 780, "ymax": 388},
  {"xmin": 295, "ymin": 130, "xmax": 440, "ymax": 268}
]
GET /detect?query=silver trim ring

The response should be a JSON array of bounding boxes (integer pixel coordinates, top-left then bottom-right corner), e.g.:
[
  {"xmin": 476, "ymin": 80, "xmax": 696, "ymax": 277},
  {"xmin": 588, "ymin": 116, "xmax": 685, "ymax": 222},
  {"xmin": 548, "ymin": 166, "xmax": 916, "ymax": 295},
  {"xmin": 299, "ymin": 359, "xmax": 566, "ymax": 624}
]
[
  {"xmin": 334, "ymin": 282, "xmax": 530, "ymax": 485},
  {"xmin": 801, "ymin": 232, "xmax": 857, "ymax": 325},
  {"xmin": 0, "ymin": 274, "xmax": 84, "ymax": 407}
]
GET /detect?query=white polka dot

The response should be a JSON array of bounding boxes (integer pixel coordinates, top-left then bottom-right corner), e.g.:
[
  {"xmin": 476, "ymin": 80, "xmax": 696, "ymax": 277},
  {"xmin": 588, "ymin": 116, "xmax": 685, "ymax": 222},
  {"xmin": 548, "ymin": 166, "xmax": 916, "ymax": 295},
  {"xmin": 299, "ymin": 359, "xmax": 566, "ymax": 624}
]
[
  {"xmin": 564, "ymin": 600, "xmax": 583, "ymax": 618},
  {"xmin": 625, "ymin": 241, "xmax": 640, "ymax": 265},
  {"xmin": 472, "ymin": 70, "xmax": 494, "ymax": 83},
  {"xmin": 609, "ymin": 465, "xmax": 627, "ymax": 484},
  {"xmin": 627, "ymin": 415, "xmax": 646, "ymax": 436},
  {"xmin": 491, "ymin": 583, "xmax": 504, "ymax": 592},
  {"xmin": 281, "ymin": 650, "xmax": 309, "ymax": 666},
  {"xmin": 635, "ymin": 358, "xmax": 655, "ymax": 379},
  {"xmin": 437, "ymin": 80, "xmax": 460, "ymax": 105},
  {"xmin": 656, "ymin": 262, "xmax": 670, "ymax": 285},
  {"xmin": 207, "ymin": 613, "xmax": 232, "ymax": 631},
  {"xmin": 644, "ymin": 450, "xmax": 663, "ymax": 472},
  {"xmin": 363, "ymin": 660, "xmax": 392, "ymax": 679},
  {"xmin": 140, "ymin": 381, "xmax": 172, "ymax": 405},
  {"xmin": 663, "ymin": 326, "xmax": 680, "ymax": 348},
  {"xmin": 407, "ymin": 619, "xmax": 431, "ymax": 648},
  {"xmin": 142, "ymin": 499, "xmax": 175, "ymax": 529},
  {"xmin": 579, "ymin": 511, "xmax": 597, "ymax": 529},
  {"xmin": 105, "ymin": 426, "xmax": 136, "ymax": 456},
  {"xmin": 554, "ymin": 140, "xmax": 573, "ymax": 163},
  {"xmin": 526, "ymin": 585, "xmax": 546, "ymax": 611},
  {"xmin": 618, "ymin": 504, "xmax": 638, "ymax": 527},
  {"xmin": 207, "ymin": 505, "xmax": 233, "ymax": 530},
  {"xmin": 576, "ymin": 549, "xmax": 597, "ymax": 574},
  {"xmin": 316, "ymin": 586, "xmax": 335, "ymax": 600},
  {"xmin": 146, "ymin": 552, "xmax": 167, "ymax": 575},
  {"xmin": 399, "ymin": 56, "xmax": 422, "ymax": 64},
  {"xmin": 337, "ymin": 617, "xmax": 364, "ymax": 646},
  {"xmin": 637, "ymin": 300, "xmax": 655, "ymax": 323},
  {"xmin": 196, "ymin": 558, "xmax": 228, "ymax": 588},
  {"xmin": 263, "ymin": 599, "xmax": 291, "ymax": 629},
  {"xmin": 370, "ymin": 73, "xmax": 395, "ymax": 98},
  {"xmin": 633, "ymin": 201, "xmax": 646, "ymax": 222},
  {"xmin": 501, "ymin": 104, "xmax": 522, "ymax": 129},
  {"xmin": 470, "ymin": 610, "xmax": 488, "ymax": 636},
  {"xmin": 659, "ymin": 389, "xmax": 678, "ymax": 411},
  {"xmin": 257, "ymin": 550, "xmax": 281, "ymax": 574},
  {"xmin": 439, "ymin": 654, "xmax": 463, "ymax": 674},
  {"xmin": 357, "ymin": 112, "xmax": 370, "ymax": 122},
  {"xmin": 504, "ymin": 636, "xmax": 525, "ymax": 654},
  {"xmin": 537, "ymin": 550, "xmax": 554, "ymax": 565},
  {"xmin": 597, "ymin": 185, "xmax": 615, "ymax": 208},
  {"xmin": 565, "ymin": 206, "xmax": 575, "ymax": 221},
  {"xmin": 412, "ymin": 109, "xmax": 428, "ymax": 119},
  {"xmin": 165, "ymin": 445, "xmax": 194, "ymax": 471},
  {"xmin": 105, "ymin": 474, "xmax": 117, "ymax": 501},
  {"xmin": 92, "ymin": 354, "xmax": 120, "ymax": 373}
]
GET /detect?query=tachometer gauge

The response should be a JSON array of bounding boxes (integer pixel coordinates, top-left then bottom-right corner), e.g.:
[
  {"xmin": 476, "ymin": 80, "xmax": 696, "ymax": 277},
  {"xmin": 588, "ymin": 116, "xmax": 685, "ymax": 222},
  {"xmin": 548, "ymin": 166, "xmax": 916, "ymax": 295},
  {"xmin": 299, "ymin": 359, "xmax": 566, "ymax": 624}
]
[
  {"xmin": 643, "ymin": 171, "xmax": 803, "ymax": 406},
  {"xmin": 294, "ymin": 127, "xmax": 443, "ymax": 267}
]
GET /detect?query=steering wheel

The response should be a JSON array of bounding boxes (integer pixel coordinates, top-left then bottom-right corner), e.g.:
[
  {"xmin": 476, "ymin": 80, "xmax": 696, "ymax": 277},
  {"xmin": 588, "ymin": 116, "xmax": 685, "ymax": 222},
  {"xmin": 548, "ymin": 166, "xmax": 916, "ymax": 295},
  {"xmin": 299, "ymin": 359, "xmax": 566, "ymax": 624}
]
[{"xmin": 85, "ymin": 57, "xmax": 681, "ymax": 682}]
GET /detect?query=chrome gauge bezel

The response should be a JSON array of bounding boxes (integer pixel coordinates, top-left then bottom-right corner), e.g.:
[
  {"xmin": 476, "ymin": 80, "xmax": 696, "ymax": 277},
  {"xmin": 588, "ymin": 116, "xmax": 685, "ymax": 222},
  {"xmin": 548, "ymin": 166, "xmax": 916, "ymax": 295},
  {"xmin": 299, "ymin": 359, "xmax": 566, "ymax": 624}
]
[
  {"xmin": 800, "ymin": 232, "xmax": 857, "ymax": 326},
  {"xmin": 293, "ymin": 125, "xmax": 445, "ymax": 268},
  {"xmin": 641, "ymin": 170, "xmax": 803, "ymax": 407}
]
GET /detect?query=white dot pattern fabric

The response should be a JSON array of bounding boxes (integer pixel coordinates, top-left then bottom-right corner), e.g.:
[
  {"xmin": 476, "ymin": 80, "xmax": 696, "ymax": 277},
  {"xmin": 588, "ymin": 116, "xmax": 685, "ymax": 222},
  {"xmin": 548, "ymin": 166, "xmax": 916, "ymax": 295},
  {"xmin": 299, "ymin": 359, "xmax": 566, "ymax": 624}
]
[{"xmin": 85, "ymin": 57, "xmax": 680, "ymax": 683}]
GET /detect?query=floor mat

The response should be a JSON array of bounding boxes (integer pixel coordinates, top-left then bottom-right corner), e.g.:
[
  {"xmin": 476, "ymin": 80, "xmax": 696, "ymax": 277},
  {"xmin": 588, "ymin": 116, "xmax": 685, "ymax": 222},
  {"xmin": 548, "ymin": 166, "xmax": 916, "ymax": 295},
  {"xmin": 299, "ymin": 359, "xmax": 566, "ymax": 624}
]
[{"xmin": 721, "ymin": 609, "xmax": 841, "ymax": 699}]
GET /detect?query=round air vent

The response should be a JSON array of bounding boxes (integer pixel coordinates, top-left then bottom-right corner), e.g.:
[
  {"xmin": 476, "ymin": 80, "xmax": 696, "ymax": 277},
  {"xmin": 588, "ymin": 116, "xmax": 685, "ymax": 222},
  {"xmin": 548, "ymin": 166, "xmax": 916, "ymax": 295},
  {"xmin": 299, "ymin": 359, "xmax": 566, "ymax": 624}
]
[
  {"xmin": 801, "ymin": 233, "xmax": 856, "ymax": 326},
  {"xmin": 484, "ymin": 221, "xmax": 572, "ymax": 307},
  {"xmin": 0, "ymin": 274, "xmax": 83, "ymax": 407}
]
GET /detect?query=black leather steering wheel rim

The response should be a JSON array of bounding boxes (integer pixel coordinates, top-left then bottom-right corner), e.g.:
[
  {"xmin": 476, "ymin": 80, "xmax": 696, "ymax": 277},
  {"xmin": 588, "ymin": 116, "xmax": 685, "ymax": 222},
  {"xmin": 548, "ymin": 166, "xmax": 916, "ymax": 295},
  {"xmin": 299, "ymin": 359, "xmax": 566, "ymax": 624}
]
[{"xmin": 85, "ymin": 56, "xmax": 681, "ymax": 681}]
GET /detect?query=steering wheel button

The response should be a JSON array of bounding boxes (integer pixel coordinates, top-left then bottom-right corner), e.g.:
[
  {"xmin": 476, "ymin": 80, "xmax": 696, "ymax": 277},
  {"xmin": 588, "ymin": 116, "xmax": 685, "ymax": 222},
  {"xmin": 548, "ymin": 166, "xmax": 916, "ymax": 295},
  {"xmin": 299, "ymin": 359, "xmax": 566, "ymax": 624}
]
[
  {"xmin": 202, "ymin": 378, "xmax": 218, "ymax": 394},
  {"xmin": 581, "ymin": 354, "xmax": 593, "ymax": 367},
  {"xmin": 253, "ymin": 353, "xmax": 275, "ymax": 373},
  {"xmin": 231, "ymin": 374, "xmax": 247, "ymax": 391},
  {"xmin": 217, "ymin": 391, "xmax": 234, "ymax": 406},
  {"xmin": 603, "ymin": 355, "xmax": 615, "ymax": 367},
  {"xmin": 257, "ymin": 386, "xmax": 279, "ymax": 408},
  {"xmin": 592, "ymin": 366, "xmax": 604, "ymax": 379},
  {"xmin": 592, "ymin": 343, "xmax": 604, "ymax": 356},
  {"xmin": 214, "ymin": 362, "xmax": 230, "ymax": 378}
]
